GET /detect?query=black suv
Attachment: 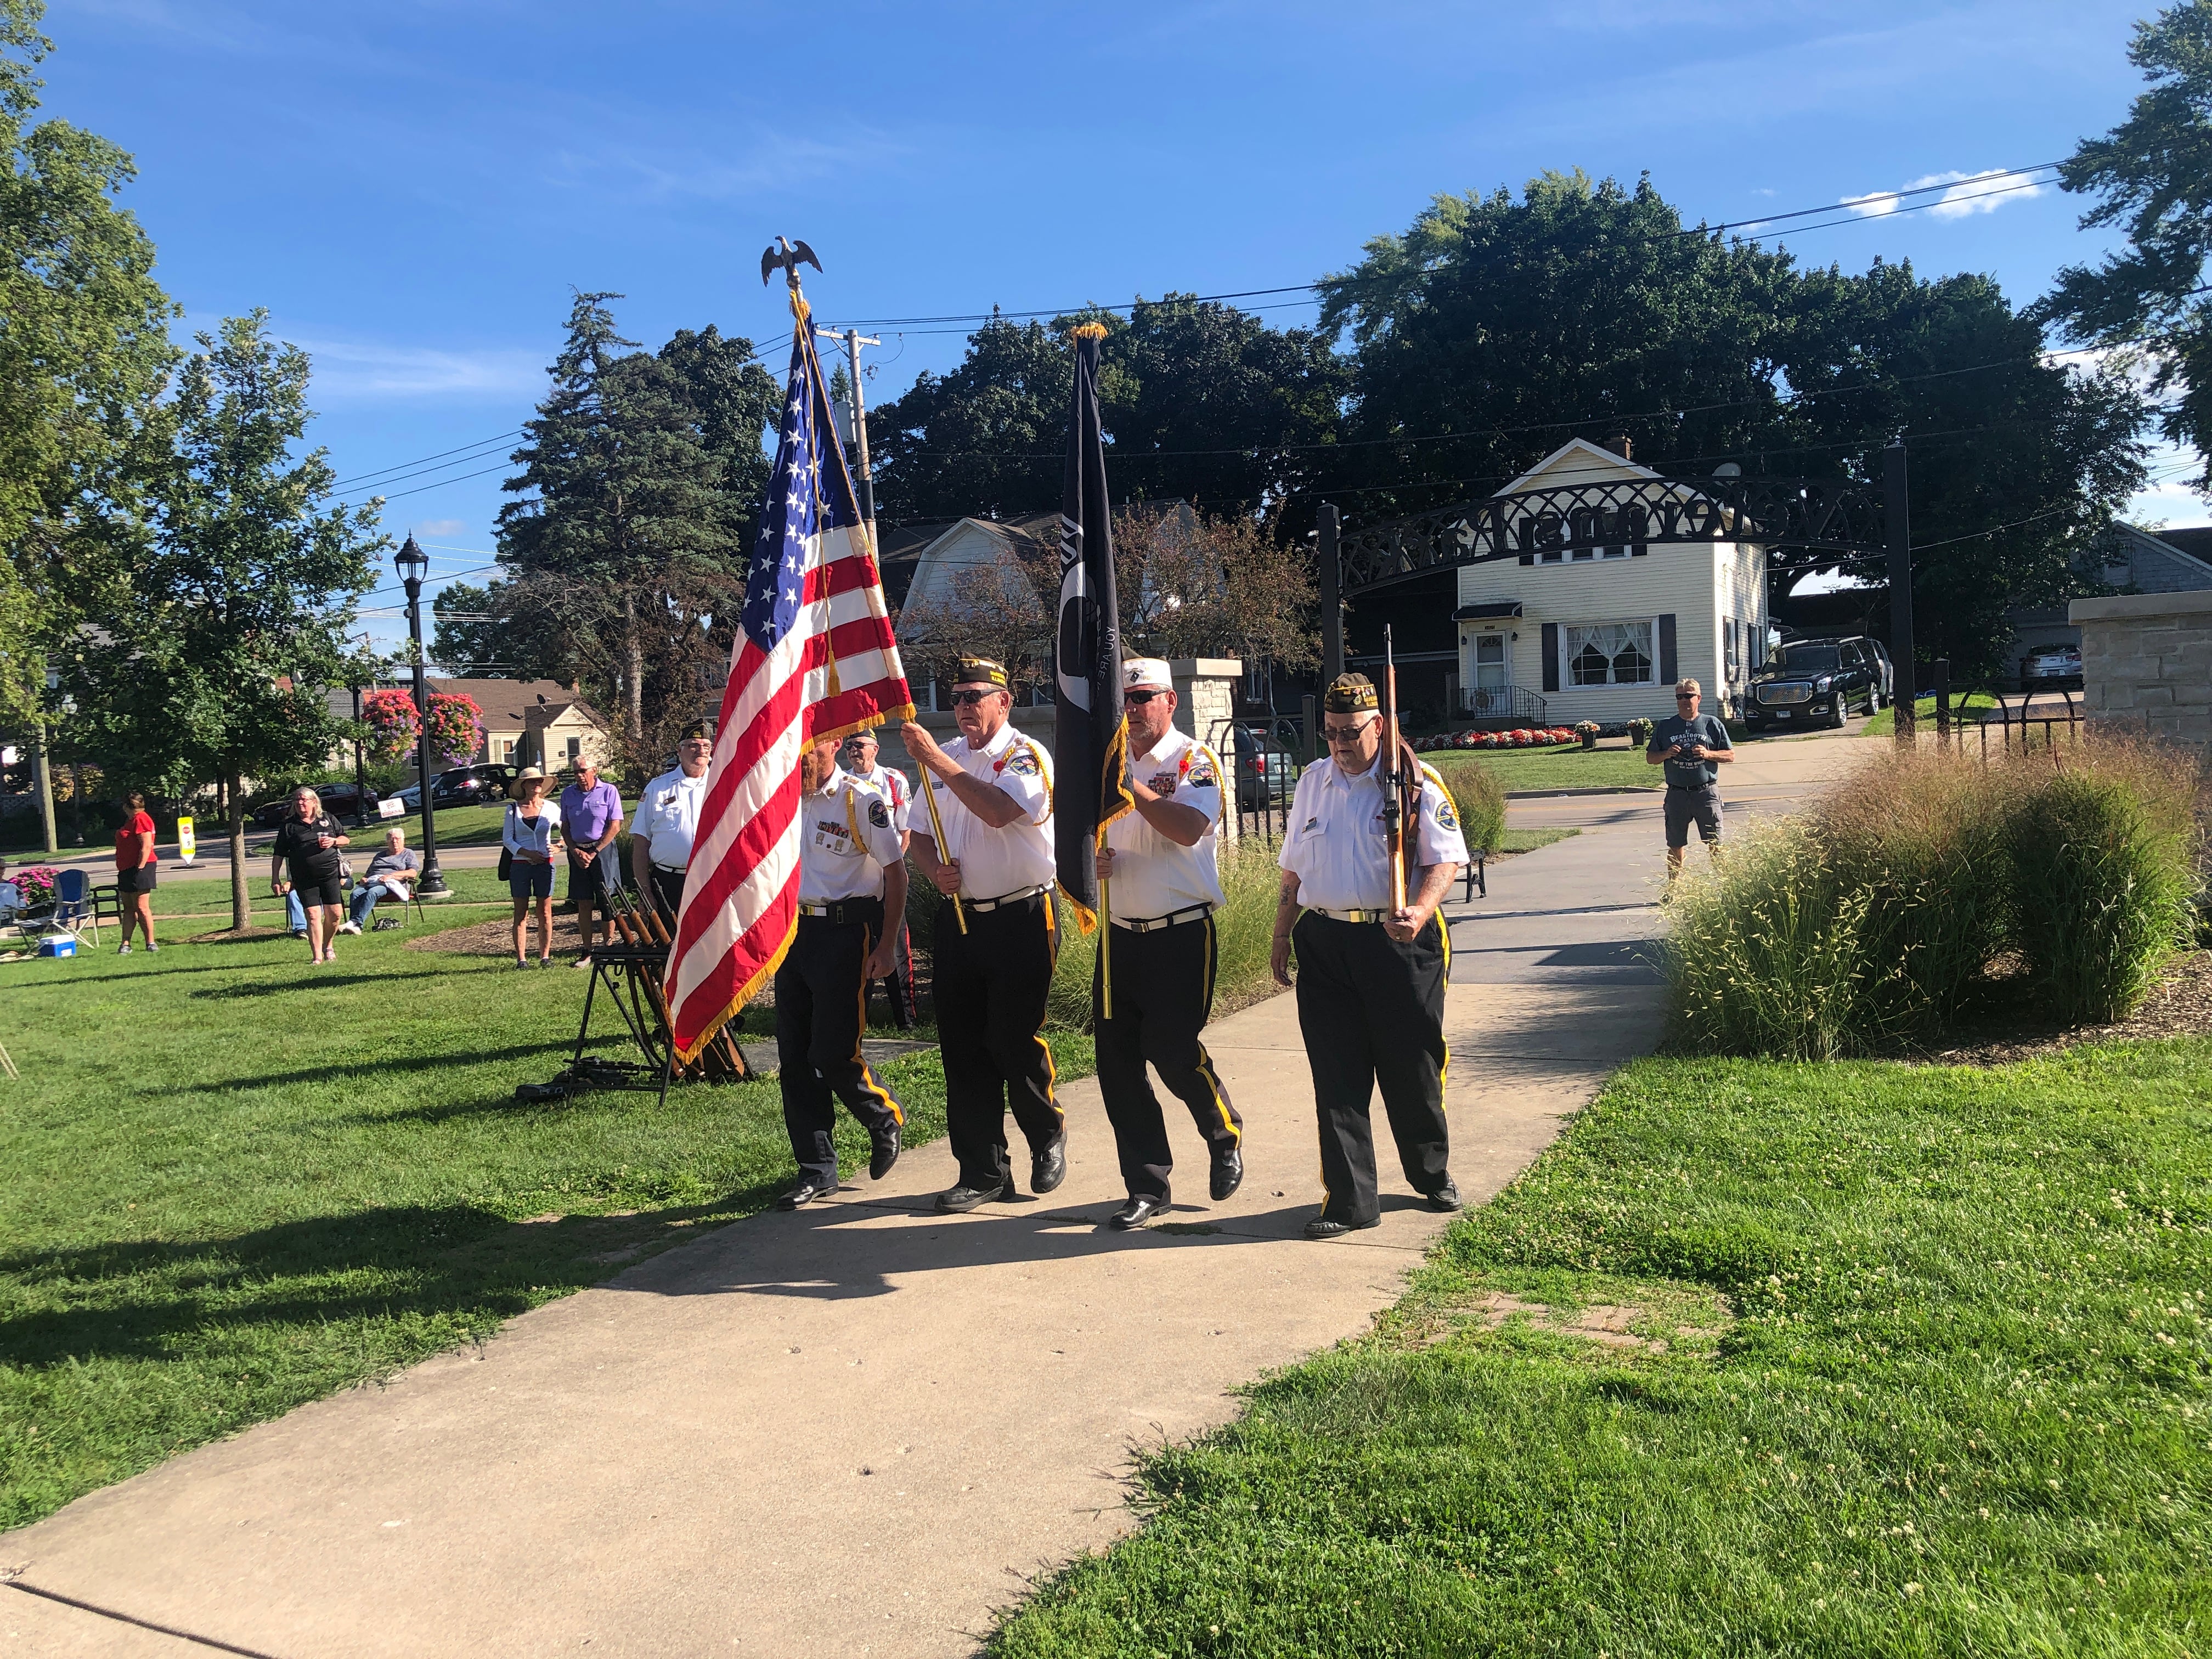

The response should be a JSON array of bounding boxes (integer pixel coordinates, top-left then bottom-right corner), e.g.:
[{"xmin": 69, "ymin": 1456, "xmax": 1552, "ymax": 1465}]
[{"xmin": 1745, "ymin": 637, "xmax": 1890, "ymax": 732}]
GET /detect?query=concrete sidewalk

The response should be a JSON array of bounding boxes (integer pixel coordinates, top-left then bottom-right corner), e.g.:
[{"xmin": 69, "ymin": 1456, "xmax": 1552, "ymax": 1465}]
[{"xmin": 3, "ymin": 888, "xmax": 1664, "ymax": 1658}]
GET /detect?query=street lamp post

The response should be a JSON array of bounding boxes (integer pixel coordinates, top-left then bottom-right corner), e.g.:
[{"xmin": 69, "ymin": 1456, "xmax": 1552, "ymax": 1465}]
[{"xmin": 396, "ymin": 537, "xmax": 450, "ymax": 898}]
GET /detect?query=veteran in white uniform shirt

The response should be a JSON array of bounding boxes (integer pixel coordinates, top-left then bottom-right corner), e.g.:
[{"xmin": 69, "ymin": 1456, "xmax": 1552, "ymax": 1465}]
[
  {"xmin": 630, "ymin": 721, "xmax": 715, "ymax": 919},
  {"xmin": 840, "ymin": 727, "xmax": 917, "ymax": 1029},
  {"xmin": 772, "ymin": 732, "xmax": 910, "ymax": 1211},
  {"xmin": 1272, "ymin": 673, "xmax": 1468, "ymax": 1242},
  {"xmin": 902, "ymin": 655, "xmax": 1066, "ymax": 1214},
  {"xmin": 1090, "ymin": 657, "xmax": 1244, "ymax": 1231}
]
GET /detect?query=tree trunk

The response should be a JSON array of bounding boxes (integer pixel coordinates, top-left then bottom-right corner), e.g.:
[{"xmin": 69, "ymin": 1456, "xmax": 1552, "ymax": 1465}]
[
  {"xmin": 623, "ymin": 592, "xmax": 645, "ymax": 754},
  {"xmin": 225, "ymin": 770, "xmax": 251, "ymax": 933}
]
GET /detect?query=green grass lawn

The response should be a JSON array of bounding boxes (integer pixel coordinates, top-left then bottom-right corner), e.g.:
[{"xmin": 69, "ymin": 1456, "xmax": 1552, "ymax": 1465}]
[
  {"xmin": 0, "ymin": 924, "xmax": 1090, "ymax": 1529},
  {"xmin": 1863, "ymin": 692, "xmax": 2004, "ymax": 738},
  {"xmin": 1451, "ymin": 744, "xmax": 1658, "ymax": 794},
  {"xmin": 992, "ymin": 1040, "xmax": 2212, "ymax": 1655},
  {"xmin": 1498, "ymin": 826, "xmax": 1579, "ymax": 855}
]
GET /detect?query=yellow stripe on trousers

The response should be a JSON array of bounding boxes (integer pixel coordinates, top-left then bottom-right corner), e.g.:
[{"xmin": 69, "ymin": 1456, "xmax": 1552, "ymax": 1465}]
[{"xmin": 850, "ymin": 918, "xmax": 901, "ymax": 1125}]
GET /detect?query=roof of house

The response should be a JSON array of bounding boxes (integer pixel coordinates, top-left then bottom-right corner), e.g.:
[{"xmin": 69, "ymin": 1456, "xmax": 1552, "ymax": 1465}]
[
  {"xmin": 874, "ymin": 520, "xmax": 957, "ymax": 607},
  {"xmin": 426, "ymin": 677, "xmax": 606, "ymax": 730},
  {"xmin": 2147, "ymin": 524, "xmax": 2212, "ymax": 579}
]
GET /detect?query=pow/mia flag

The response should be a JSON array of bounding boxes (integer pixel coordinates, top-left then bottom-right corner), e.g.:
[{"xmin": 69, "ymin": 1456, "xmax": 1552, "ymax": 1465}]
[{"xmin": 1052, "ymin": 322, "xmax": 1133, "ymax": 930}]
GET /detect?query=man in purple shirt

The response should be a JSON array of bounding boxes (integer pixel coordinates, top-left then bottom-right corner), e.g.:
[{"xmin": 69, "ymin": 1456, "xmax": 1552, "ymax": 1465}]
[{"xmin": 558, "ymin": 758, "xmax": 624, "ymax": 966}]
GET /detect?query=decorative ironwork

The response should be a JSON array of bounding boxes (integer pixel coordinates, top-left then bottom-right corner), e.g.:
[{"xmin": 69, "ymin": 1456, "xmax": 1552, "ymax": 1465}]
[
  {"xmin": 1340, "ymin": 473, "xmax": 1887, "ymax": 595},
  {"xmin": 1457, "ymin": 684, "xmax": 1549, "ymax": 724}
]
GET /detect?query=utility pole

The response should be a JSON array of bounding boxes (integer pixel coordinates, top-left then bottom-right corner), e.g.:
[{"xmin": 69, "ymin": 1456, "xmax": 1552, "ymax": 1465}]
[
  {"xmin": 817, "ymin": 326, "xmax": 883, "ymax": 535},
  {"xmin": 1317, "ymin": 503, "xmax": 1344, "ymax": 686},
  {"xmin": 1884, "ymin": 440, "xmax": 1916, "ymax": 748}
]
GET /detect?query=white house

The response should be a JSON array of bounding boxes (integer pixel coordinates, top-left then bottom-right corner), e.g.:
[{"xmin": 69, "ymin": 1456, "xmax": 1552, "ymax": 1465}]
[{"xmin": 1449, "ymin": 439, "xmax": 1768, "ymax": 724}]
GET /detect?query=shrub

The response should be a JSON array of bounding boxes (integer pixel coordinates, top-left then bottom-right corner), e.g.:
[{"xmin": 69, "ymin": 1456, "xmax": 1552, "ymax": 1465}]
[
  {"xmin": 2010, "ymin": 746, "xmax": 2200, "ymax": 1023},
  {"xmin": 1424, "ymin": 757, "xmax": 1506, "ymax": 856}
]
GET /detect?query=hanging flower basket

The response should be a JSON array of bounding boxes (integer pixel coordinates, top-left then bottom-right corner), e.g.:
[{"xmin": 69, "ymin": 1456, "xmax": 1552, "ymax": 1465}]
[
  {"xmin": 424, "ymin": 693, "xmax": 484, "ymax": 769},
  {"xmin": 360, "ymin": 689, "xmax": 422, "ymax": 763}
]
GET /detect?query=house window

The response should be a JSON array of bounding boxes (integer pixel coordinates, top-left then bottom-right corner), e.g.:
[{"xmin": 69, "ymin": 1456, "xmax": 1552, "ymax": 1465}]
[
  {"xmin": 1471, "ymin": 633, "xmax": 1508, "ymax": 689},
  {"xmin": 566, "ymin": 736, "xmax": 582, "ymax": 764},
  {"xmin": 493, "ymin": 737, "xmax": 515, "ymax": 764},
  {"xmin": 1564, "ymin": 620, "xmax": 1656, "ymax": 687},
  {"xmin": 1725, "ymin": 618, "xmax": 1740, "ymax": 680}
]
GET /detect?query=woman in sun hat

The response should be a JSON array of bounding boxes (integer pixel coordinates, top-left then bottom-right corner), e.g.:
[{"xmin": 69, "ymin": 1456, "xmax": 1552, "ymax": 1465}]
[{"xmin": 502, "ymin": 766, "xmax": 564, "ymax": 967}]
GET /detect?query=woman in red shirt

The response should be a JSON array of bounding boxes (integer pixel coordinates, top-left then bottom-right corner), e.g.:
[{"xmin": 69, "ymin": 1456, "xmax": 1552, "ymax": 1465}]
[{"xmin": 115, "ymin": 788, "xmax": 158, "ymax": 955}]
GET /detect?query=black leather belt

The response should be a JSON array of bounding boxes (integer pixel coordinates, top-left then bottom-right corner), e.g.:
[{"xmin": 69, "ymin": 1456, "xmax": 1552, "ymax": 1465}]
[
  {"xmin": 1113, "ymin": 902, "xmax": 1214, "ymax": 935},
  {"xmin": 964, "ymin": 884, "xmax": 1046, "ymax": 914},
  {"xmin": 798, "ymin": 898, "xmax": 882, "ymax": 927}
]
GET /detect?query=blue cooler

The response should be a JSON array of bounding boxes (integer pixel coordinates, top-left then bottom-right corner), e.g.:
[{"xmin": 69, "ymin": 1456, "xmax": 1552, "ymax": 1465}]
[{"xmin": 36, "ymin": 935, "xmax": 75, "ymax": 958}]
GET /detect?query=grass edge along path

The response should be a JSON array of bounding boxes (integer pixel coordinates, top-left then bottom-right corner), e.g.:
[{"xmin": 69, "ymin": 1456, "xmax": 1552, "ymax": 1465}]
[{"xmin": 989, "ymin": 1039, "xmax": 2212, "ymax": 1656}]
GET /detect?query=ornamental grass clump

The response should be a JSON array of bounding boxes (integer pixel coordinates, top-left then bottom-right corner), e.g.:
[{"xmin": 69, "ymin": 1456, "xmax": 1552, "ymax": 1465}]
[
  {"xmin": 2009, "ymin": 742, "xmax": 2201, "ymax": 1024},
  {"xmin": 1664, "ymin": 820, "xmax": 1870, "ymax": 1059},
  {"xmin": 1424, "ymin": 757, "xmax": 1506, "ymax": 856}
]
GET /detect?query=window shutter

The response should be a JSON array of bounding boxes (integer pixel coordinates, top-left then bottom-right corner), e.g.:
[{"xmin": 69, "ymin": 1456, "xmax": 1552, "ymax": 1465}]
[
  {"xmin": 1541, "ymin": 622, "xmax": 1560, "ymax": 692},
  {"xmin": 1658, "ymin": 613, "xmax": 1677, "ymax": 685}
]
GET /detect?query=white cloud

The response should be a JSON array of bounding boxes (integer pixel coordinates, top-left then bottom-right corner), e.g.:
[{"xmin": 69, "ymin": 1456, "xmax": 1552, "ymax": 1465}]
[
  {"xmin": 1841, "ymin": 168, "xmax": 2044, "ymax": 221},
  {"xmin": 292, "ymin": 338, "xmax": 545, "ymax": 402},
  {"xmin": 413, "ymin": 518, "xmax": 466, "ymax": 538}
]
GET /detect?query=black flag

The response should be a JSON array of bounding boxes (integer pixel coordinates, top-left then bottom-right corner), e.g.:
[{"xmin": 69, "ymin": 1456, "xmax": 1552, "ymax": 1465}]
[{"xmin": 1053, "ymin": 323, "xmax": 1132, "ymax": 931}]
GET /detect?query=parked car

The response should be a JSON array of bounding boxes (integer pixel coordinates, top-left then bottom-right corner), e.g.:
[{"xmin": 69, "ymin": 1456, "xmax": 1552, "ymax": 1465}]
[
  {"xmin": 250, "ymin": 781, "xmax": 382, "ymax": 827},
  {"xmin": 389, "ymin": 764, "xmax": 516, "ymax": 814},
  {"xmin": 1744, "ymin": 636, "xmax": 1888, "ymax": 732},
  {"xmin": 1228, "ymin": 725, "xmax": 1300, "ymax": 811},
  {"xmin": 2021, "ymin": 644, "xmax": 2083, "ymax": 691}
]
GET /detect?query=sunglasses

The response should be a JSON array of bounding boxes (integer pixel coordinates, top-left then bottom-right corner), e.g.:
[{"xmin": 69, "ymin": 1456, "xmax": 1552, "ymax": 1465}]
[
  {"xmin": 1323, "ymin": 723, "xmax": 1373, "ymax": 742},
  {"xmin": 1124, "ymin": 689, "xmax": 1168, "ymax": 706},
  {"xmin": 950, "ymin": 688, "xmax": 1001, "ymax": 706},
  {"xmin": 1675, "ymin": 694, "xmax": 1698, "ymax": 702}
]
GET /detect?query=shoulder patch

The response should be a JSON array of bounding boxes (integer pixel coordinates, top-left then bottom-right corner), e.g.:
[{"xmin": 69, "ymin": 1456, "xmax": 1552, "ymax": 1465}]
[
  {"xmin": 1184, "ymin": 748, "xmax": 1218, "ymax": 788},
  {"xmin": 868, "ymin": 797, "xmax": 891, "ymax": 830},
  {"xmin": 1002, "ymin": 744, "xmax": 1041, "ymax": 777},
  {"xmin": 1434, "ymin": 794, "xmax": 1459, "ymax": 832}
]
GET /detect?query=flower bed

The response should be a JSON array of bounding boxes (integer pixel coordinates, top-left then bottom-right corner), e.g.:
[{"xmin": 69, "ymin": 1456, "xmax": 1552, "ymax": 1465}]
[{"xmin": 1414, "ymin": 726, "xmax": 1577, "ymax": 753}]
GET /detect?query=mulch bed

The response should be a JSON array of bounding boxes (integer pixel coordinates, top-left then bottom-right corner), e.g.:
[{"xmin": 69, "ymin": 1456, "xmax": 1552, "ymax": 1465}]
[{"xmin": 1906, "ymin": 950, "xmax": 2212, "ymax": 1068}]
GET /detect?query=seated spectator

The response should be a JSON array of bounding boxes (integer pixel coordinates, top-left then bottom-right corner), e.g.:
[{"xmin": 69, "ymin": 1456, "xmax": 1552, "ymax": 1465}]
[
  {"xmin": 0, "ymin": 859, "xmax": 19, "ymax": 922},
  {"xmin": 344, "ymin": 827, "xmax": 421, "ymax": 932}
]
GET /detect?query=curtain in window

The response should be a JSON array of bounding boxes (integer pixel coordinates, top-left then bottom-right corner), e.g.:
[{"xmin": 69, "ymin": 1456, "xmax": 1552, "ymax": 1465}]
[{"xmin": 1564, "ymin": 622, "xmax": 1655, "ymax": 686}]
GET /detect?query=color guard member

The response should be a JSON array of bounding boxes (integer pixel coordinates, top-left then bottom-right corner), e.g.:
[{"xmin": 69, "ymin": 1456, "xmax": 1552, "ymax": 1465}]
[
  {"xmin": 902, "ymin": 657, "xmax": 1066, "ymax": 1212},
  {"xmin": 630, "ymin": 721, "xmax": 715, "ymax": 919},
  {"xmin": 1271, "ymin": 673, "xmax": 1468, "ymax": 1240},
  {"xmin": 1092, "ymin": 658, "xmax": 1243, "ymax": 1230},
  {"xmin": 840, "ymin": 727, "xmax": 917, "ymax": 1029},
  {"xmin": 775, "ymin": 732, "xmax": 909, "ymax": 1210}
]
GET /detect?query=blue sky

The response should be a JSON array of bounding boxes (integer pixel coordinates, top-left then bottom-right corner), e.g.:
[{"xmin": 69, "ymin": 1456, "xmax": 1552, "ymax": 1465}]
[{"xmin": 38, "ymin": 0, "xmax": 2203, "ymax": 648}]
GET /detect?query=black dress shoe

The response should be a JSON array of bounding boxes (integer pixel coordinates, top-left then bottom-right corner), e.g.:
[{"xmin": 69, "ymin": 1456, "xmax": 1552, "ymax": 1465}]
[
  {"xmin": 1030, "ymin": 1133, "xmax": 1068, "ymax": 1195},
  {"xmin": 934, "ymin": 1182, "xmax": 1006, "ymax": 1214},
  {"xmin": 778, "ymin": 1177, "xmax": 839, "ymax": 1211},
  {"xmin": 1304, "ymin": 1214, "xmax": 1382, "ymax": 1241},
  {"xmin": 1210, "ymin": 1144, "xmax": 1244, "ymax": 1203},
  {"xmin": 1426, "ymin": 1178, "xmax": 1463, "ymax": 1212},
  {"xmin": 1108, "ymin": 1193, "xmax": 1166, "ymax": 1231},
  {"xmin": 870, "ymin": 1122, "xmax": 901, "ymax": 1181}
]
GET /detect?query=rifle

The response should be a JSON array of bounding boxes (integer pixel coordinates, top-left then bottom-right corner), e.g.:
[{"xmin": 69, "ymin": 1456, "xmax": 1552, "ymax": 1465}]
[{"xmin": 1378, "ymin": 625, "xmax": 1419, "ymax": 916}]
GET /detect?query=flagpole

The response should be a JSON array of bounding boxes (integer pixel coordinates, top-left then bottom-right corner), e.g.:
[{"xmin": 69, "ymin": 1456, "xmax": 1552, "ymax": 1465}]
[
  {"xmin": 1099, "ymin": 866, "xmax": 1112, "ymax": 1020},
  {"xmin": 918, "ymin": 768, "xmax": 967, "ymax": 934}
]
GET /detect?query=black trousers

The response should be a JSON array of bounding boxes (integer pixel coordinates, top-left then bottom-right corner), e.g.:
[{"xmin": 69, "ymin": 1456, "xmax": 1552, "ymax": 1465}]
[
  {"xmin": 1292, "ymin": 911, "xmax": 1452, "ymax": 1227},
  {"xmin": 934, "ymin": 890, "xmax": 1062, "ymax": 1192},
  {"xmin": 1093, "ymin": 916, "xmax": 1241, "ymax": 1202},
  {"xmin": 775, "ymin": 904, "xmax": 904, "ymax": 1188}
]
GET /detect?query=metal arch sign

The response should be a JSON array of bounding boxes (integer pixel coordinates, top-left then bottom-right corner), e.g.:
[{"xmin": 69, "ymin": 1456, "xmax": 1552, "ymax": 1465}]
[{"xmin": 1338, "ymin": 473, "xmax": 1887, "ymax": 595}]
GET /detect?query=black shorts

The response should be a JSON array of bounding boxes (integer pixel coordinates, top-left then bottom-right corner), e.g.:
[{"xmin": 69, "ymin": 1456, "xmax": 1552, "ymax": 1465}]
[
  {"xmin": 566, "ymin": 847, "xmax": 617, "ymax": 902},
  {"xmin": 116, "ymin": 866, "xmax": 157, "ymax": 894},
  {"xmin": 1664, "ymin": 786, "xmax": 1724, "ymax": 848},
  {"xmin": 291, "ymin": 872, "xmax": 345, "ymax": 907}
]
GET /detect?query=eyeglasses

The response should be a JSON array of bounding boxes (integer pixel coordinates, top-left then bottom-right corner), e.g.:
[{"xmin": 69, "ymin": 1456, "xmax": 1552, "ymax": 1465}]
[
  {"xmin": 1124, "ymin": 689, "xmax": 1168, "ymax": 705},
  {"xmin": 950, "ymin": 688, "xmax": 1000, "ymax": 706},
  {"xmin": 1323, "ymin": 723, "xmax": 1374, "ymax": 743},
  {"xmin": 1675, "ymin": 693, "xmax": 1698, "ymax": 702}
]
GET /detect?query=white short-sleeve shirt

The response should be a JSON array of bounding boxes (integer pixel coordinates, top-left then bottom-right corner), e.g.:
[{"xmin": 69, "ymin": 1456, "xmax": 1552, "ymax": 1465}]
[
  {"xmin": 919, "ymin": 720, "xmax": 1054, "ymax": 900},
  {"xmin": 800, "ymin": 775, "xmax": 907, "ymax": 902},
  {"xmin": 1277, "ymin": 754, "xmax": 1469, "ymax": 912},
  {"xmin": 1104, "ymin": 727, "xmax": 1225, "ymax": 921},
  {"xmin": 635, "ymin": 766, "xmax": 711, "ymax": 870},
  {"xmin": 839, "ymin": 761, "xmax": 912, "ymax": 835}
]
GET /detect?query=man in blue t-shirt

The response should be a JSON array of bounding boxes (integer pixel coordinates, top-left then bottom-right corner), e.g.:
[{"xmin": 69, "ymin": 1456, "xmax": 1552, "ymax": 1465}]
[{"xmin": 1645, "ymin": 676, "xmax": 1734, "ymax": 878}]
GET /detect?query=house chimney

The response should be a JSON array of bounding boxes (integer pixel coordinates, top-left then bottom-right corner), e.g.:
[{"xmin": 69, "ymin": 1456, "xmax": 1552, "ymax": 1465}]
[{"xmin": 1605, "ymin": 431, "xmax": 1633, "ymax": 461}]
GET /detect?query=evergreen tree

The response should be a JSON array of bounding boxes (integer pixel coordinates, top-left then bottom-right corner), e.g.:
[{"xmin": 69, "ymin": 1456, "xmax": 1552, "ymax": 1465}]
[
  {"xmin": 430, "ymin": 580, "xmax": 503, "ymax": 673},
  {"xmin": 66, "ymin": 313, "xmax": 383, "ymax": 930}
]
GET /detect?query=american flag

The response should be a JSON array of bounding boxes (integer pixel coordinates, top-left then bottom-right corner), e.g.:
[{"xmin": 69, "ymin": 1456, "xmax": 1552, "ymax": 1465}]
[{"xmin": 664, "ymin": 315, "xmax": 915, "ymax": 1063}]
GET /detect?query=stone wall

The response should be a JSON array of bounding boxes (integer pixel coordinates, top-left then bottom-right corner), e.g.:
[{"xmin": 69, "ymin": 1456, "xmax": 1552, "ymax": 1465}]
[{"xmin": 2069, "ymin": 591, "xmax": 2212, "ymax": 745}]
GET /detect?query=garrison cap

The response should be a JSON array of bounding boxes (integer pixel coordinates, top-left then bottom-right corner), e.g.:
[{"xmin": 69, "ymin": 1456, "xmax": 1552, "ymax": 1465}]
[
  {"xmin": 679, "ymin": 719, "xmax": 714, "ymax": 742},
  {"xmin": 1323, "ymin": 673, "xmax": 1379, "ymax": 714},
  {"xmin": 1120, "ymin": 657, "xmax": 1172, "ymax": 691},
  {"xmin": 953, "ymin": 655, "xmax": 1009, "ymax": 690}
]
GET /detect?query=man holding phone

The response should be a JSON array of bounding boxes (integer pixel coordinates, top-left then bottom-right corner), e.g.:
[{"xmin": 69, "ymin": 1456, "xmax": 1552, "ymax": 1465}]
[{"xmin": 1646, "ymin": 676, "xmax": 1733, "ymax": 878}]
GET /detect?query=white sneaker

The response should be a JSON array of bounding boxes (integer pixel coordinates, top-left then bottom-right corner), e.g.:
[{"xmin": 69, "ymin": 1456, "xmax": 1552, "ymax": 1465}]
[
  {"xmin": 337, "ymin": 921, "xmax": 362, "ymax": 935},
  {"xmin": 117, "ymin": 942, "xmax": 132, "ymax": 955}
]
